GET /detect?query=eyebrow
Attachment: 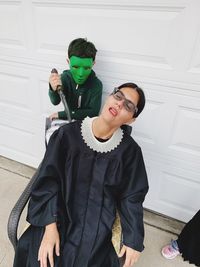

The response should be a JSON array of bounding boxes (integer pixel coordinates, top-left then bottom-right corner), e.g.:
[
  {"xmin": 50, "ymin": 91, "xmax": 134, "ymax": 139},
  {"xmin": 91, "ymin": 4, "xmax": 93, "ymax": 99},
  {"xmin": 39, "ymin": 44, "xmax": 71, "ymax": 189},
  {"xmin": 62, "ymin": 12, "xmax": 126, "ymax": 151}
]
[{"xmin": 118, "ymin": 90, "xmax": 136, "ymax": 105}]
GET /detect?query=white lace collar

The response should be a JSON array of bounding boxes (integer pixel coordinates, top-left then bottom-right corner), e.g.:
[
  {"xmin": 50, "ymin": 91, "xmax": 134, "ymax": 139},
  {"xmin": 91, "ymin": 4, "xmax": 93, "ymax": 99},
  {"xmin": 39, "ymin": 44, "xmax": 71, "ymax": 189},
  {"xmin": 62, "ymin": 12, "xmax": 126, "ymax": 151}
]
[{"xmin": 81, "ymin": 117, "xmax": 123, "ymax": 153}]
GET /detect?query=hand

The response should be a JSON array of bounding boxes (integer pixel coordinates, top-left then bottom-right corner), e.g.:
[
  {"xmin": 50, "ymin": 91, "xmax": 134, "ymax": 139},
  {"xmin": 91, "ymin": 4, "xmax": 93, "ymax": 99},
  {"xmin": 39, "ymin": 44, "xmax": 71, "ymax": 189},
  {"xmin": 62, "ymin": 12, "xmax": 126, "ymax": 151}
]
[
  {"xmin": 49, "ymin": 112, "xmax": 59, "ymax": 120},
  {"xmin": 118, "ymin": 245, "xmax": 141, "ymax": 267},
  {"xmin": 38, "ymin": 223, "xmax": 60, "ymax": 267},
  {"xmin": 49, "ymin": 73, "xmax": 62, "ymax": 91}
]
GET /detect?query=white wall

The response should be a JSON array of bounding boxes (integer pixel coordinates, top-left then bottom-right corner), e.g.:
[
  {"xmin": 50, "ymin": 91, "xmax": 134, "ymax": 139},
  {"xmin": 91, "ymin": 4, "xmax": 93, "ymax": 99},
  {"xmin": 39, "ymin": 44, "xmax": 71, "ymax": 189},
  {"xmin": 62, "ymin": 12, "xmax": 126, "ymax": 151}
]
[{"xmin": 0, "ymin": 0, "xmax": 200, "ymax": 222}]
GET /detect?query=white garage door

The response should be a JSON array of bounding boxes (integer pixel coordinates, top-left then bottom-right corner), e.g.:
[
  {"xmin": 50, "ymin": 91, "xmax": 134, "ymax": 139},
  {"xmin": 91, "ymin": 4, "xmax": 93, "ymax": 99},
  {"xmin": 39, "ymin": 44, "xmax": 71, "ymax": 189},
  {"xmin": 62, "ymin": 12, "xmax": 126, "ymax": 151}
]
[{"xmin": 0, "ymin": 0, "xmax": 200, "ymax": 222}]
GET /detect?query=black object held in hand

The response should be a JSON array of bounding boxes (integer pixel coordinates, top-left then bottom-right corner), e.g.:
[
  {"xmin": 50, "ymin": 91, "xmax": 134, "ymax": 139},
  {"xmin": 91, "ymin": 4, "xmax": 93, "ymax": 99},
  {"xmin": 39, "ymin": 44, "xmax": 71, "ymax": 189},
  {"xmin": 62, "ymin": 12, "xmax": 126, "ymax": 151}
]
[
  {"xmin": 51, "ymin": 68, "xmax": 72, "ymax": 122},
  {"xmin": 51, "ymin": 68, "xmax": 62, "ymax": 91}
]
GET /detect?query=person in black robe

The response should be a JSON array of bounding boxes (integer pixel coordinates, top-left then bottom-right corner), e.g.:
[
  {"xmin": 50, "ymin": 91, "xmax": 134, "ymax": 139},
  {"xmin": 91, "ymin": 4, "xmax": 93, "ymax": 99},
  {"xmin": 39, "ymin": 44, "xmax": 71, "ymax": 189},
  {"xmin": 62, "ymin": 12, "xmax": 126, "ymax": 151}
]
[
  {"xmin": 13, "ymin": 83, "xmax": 149, "ymax": 267},
  {"xmin": 162, "ymin": 210, "xmax": 200, "ymax": 266}
]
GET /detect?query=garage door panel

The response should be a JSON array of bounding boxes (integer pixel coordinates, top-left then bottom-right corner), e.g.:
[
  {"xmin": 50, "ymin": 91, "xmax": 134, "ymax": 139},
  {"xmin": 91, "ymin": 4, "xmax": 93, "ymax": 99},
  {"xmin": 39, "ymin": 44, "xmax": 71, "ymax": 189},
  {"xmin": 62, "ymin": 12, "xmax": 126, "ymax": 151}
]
[
  {"xmin": 0, "ymin": 1, "xmax": 25, "ymax": 49},
  {"xmin": 169, "ymin": 106, "xmax": 200, "ymax": 156},
  {"xmin": 0, "ymin": 122, "xmax": 43, "ymax": 168},
  {"xmin": 0, "ymin": 65, "xmax": 43, "ymax": 114},
  {"xmin": 144, "ymin": 159, "xmax": 200, "ymax": 221},
  {"xmin": 32, "ymin": 3, "xmax": 185, "ymax": 72},
  {"xmin": 159, "ymin": 171, "xmax": 200, "ymax": 220},
  {"xmin": 187, "ymin": 11, "xmax": 200, "ymax": 72},
  {"xmin": 0, "ymin": 124, "xmax": 34, "ymax": 153},
  {"xmin": 134, "ymin": 99, "xmax": 164, "ymax": 147},
  {"xmin": 0, "ymin": 106, "xmax": 37, "ymax": 133},
  {"xmin": 0, "ymin": 73, "xmax": 31, "ymax": 109},
  {"xmin": 0, "ymin": 65, "xmax": 46, "ymax": 167}
]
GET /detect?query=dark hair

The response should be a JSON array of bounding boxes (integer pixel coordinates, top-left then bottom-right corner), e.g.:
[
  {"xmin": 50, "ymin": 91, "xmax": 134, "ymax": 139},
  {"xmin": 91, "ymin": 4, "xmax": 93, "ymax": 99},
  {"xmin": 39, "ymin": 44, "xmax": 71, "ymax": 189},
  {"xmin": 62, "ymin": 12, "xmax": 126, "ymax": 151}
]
[
  {"xmin": 68, "ymin": 38, "xmax": 97, "ymax": 61},
  {"xmin": 118, "ymin": 82, "xmax": 145, "ymax": 118}
]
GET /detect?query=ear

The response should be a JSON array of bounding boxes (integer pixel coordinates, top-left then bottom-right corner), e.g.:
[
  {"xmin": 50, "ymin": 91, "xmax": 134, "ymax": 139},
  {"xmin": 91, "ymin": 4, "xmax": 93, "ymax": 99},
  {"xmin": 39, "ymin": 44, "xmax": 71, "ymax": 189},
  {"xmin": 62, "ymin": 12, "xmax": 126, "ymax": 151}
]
[
  {"xmin": 93, "ymin": 61, "xmax": 95, "ymax": 66},
  {"xmin": 66, "ymin": 58, "xmax": 70, "ymax": 64}
]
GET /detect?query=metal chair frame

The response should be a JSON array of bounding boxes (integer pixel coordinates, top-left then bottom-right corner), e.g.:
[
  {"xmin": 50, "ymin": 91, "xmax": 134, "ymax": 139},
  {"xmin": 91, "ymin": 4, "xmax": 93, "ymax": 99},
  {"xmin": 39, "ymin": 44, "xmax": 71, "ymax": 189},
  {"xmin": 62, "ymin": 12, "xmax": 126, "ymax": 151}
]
[{"xmin": 7, "ymin": 77, "xmax": 71, "ymax": 250}]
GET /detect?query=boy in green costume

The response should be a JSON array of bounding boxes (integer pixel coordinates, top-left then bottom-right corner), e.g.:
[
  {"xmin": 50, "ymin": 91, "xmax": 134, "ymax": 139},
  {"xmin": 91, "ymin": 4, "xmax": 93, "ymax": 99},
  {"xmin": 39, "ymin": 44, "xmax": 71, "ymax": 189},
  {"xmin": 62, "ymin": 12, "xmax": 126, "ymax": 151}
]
[{"xmin": 49, "ymin": 38, "xmax": 103, "ymax": 120}]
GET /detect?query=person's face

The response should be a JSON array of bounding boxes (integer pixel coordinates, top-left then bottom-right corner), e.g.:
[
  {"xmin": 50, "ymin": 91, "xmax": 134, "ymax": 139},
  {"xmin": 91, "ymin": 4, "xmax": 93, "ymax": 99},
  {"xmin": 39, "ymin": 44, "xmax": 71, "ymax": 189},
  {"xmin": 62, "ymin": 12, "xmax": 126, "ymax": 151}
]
[
  {"xmin": 69, "ymin": 56, "xmax": 94, "ymax": 85},
  {"xmin": 100, "ymin": 87, "xmax": 139, "ymax": 127}
]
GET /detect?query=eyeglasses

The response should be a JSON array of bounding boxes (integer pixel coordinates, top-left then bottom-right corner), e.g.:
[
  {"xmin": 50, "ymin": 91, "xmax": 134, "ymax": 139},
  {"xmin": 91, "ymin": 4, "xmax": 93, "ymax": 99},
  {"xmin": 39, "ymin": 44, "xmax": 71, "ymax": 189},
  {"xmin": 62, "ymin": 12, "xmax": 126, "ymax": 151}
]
[{"xmin": 112, "ymin": 88, "xmax": 138, "ymax": 115}]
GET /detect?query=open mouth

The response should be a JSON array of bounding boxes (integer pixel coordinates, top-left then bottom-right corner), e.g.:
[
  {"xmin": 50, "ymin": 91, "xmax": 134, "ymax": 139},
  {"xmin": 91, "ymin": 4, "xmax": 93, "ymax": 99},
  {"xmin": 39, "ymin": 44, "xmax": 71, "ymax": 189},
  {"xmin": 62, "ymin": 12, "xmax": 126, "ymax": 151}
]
[{"xmin": 109, "ymin": 107, "xmax": 118, "ymax": 116}]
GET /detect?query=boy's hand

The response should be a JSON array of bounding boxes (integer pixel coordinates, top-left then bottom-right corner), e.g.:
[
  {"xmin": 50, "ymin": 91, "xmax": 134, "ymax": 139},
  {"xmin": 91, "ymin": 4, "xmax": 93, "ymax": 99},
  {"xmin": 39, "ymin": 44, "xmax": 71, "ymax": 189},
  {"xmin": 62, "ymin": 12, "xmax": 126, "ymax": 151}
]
[
  {"xmin": 38, "ymin": 222, "xmax": 60, "ymax": 267},
  {"xmin": 49, "ymin": 112, "xmax": 59, "ymax": 120},
  {"xmin": 118, "ymin": 244, "xmax": 141, "ymax": 267},
  {"xmin": 49, "ymin": 73, "xmax": 62, "ymax": 91}
]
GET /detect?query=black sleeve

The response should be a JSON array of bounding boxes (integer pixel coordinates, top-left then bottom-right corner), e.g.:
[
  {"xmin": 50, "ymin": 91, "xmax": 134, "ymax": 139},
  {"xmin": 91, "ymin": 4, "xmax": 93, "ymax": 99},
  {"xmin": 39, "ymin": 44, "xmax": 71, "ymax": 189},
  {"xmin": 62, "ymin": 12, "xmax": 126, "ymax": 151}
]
[
  {"xmin": 117, "ymin": 147, "xmax": 149, "ymax": 252},
  {"xmin": 26, "ymin": 128, "xmax": 65, "ymax": 227}
]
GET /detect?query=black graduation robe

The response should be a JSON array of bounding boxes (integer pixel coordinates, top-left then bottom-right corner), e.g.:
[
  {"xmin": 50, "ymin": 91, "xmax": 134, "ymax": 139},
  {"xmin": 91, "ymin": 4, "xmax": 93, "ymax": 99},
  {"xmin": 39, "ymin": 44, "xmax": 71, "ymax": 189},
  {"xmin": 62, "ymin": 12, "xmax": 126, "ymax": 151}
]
[
  {"xmin": 13, "ymin": 118, "xmax": 148, "ymax": 267},
  {"xmin": 177, "ymin": 209, "xmax": 200, "ymax": 266}
]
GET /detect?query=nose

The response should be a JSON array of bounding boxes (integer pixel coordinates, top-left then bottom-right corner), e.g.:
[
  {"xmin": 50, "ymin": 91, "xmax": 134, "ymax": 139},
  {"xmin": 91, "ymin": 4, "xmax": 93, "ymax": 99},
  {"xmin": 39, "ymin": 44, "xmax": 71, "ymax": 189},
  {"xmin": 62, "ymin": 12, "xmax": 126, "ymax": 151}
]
[
  {"xmin": 115, "ymin": 99, "xmax": 124, "ymax": 110},
  {"xmin": 78, "ymin": 68, "xmax": 84, "ymax": 77}
]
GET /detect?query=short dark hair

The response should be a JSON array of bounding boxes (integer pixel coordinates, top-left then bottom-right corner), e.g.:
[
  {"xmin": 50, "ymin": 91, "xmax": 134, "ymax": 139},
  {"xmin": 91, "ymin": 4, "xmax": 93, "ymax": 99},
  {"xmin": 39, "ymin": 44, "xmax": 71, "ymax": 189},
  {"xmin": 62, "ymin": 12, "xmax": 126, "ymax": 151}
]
[
  {"xmin": 118, "ymin": 82, "xmax": 145, "ymax": 118},
  {"xmin": 68, "ymin": 38, "xmax": 97, "ymax": 61}
]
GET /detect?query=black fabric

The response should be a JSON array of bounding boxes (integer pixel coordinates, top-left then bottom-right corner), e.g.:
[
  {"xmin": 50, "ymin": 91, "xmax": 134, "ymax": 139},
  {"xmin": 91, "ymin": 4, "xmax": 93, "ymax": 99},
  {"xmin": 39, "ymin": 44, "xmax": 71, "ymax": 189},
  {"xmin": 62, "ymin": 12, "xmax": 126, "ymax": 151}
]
[
  {"xmin": 13, "ymin": 120, "xmax": 148, "ymax": 267},
  {"xmin": 177, "ymin": 210, "xmax": 200, "ymax": 266},
  {"xmin": 121, "ymin": 124, "xmax": 132, "ymax": 135},
  {"xmin": 95, "ymin": 136, "xmax": 109, "ymax": 142}
]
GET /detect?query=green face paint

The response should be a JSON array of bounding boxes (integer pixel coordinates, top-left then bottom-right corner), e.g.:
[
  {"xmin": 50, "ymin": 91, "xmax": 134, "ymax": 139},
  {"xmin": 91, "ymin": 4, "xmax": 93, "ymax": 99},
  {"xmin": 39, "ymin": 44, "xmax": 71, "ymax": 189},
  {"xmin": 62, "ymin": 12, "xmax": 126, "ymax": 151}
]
[{"xmin": 69, "ymin": 56, "xmax": 94, "ymax": 85}]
